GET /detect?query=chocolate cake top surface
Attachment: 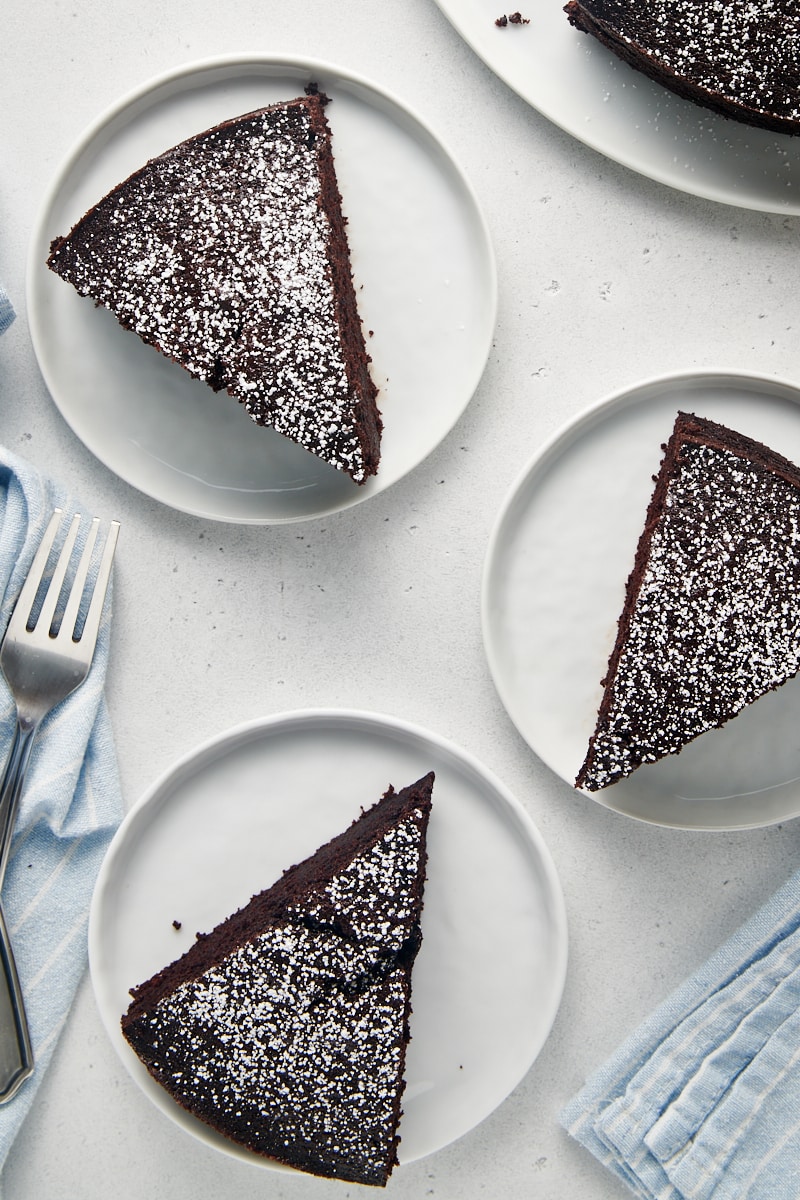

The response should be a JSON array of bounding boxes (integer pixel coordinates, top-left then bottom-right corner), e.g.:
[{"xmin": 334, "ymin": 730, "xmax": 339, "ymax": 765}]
[
  {"xmin": 577, "ymin": 413, "xmax": 800, "ymax": 792},
  {"xmin": 121, "ymin": 773, "xmax": 434, "ymax": 1187},
  {"xmin": 46, "ymin": 89, "xmax": 380, "ymax": 483},
  {"xmin": 565, "ymin": 0, "xmax": 800, "ymax": 131}
]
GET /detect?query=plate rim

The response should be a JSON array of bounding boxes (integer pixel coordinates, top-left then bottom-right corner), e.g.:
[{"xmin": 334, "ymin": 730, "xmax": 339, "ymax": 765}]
[
  {"xmin": 27, "ymin": 52, "xmax": 498, "ymax": 525},
  {"xmin": 481, "ymin": 366, "xmax": 800, "ymax": 832},
  {"xmin": 88, "ymin": 705, "xmax": 569, "ymax": 1170}
]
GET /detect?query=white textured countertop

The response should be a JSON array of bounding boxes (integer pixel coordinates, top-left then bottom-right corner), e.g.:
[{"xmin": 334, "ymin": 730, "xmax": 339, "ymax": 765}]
[{"xmin": 3, "ymin": 2, "xmax": 800, "ymax": 1197}]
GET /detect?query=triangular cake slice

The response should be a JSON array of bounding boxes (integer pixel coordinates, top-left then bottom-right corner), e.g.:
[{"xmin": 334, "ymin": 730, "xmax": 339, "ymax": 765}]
[
  {"xmin": 576, "ymin": 413, "xmax": 800, "ymax": 792},
  {"xmin": 47, "ymin": 86, "xmax": 381, "ymax": 483},
  {"xmin": 564, "ymin": 0, "xmax": 800, "ymax": 136},
  {"xmin": 121, "ymin": 773, "xmax": 434, "ymax": 1186}
]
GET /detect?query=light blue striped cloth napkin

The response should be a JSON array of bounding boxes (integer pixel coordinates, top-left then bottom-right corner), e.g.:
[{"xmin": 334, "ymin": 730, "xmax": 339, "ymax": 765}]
[
  {"xmin": 561, "ymin": 865, "xmax": 800, "ymax": 1200},
  {"xmin": 0, "ymin": 289, "xmax": 122, "ymax": 1173},
  {"xmin": 0, "ymin": 284, "xmax": 14, "ymax": 336}
]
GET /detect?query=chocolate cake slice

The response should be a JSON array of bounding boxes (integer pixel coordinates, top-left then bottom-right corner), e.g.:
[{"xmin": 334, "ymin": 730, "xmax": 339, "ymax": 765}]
[
  {"xmin": 121, "ymin": 773, "xmax": 434, "ymax": 1186},
  {"xmin": 47, "ymin": 86, "xmax": 381, "ymax": 483},
  {"xmin": 577, "ymin": 413, "xmax": 800, "ymax": 792},
  {"xmin": 564, "ymin": 0, "xmax": 800, "ymax": 136}
]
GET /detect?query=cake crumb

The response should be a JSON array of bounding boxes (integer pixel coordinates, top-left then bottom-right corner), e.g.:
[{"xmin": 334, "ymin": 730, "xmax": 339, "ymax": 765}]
[{"xmin": 495, "ymin": 11, "xmax": 530, "ymax": 24}]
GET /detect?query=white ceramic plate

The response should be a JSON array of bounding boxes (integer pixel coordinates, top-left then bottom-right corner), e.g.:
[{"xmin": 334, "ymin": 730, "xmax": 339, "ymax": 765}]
[
  {"xmin": 88, "ymin": 709, "xmax": 567, "ymax": 1170},
  {"xmin": 433, "ymin": 0, "xmax": 800, "ymax": 214},
  {"xmin": 483, "ymin": 371, "xmax": 800, "ymax": 831},
  {"xmin": 28, "ymin": 56, "xmax": 496, "ymax": 523}
]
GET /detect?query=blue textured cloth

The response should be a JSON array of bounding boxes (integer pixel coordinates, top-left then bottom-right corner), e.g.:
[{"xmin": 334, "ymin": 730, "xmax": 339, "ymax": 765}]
[
  {"xmin": 0, "ymin": 444, "xmax": 121, "ymax": 1172},
  {"xmin": 0, "ymin": 285, "xmax": 13, "ymax": 336},
  {"xmin": 561, "ymin": 867, "xmax": 800, "ymax": 1200}
]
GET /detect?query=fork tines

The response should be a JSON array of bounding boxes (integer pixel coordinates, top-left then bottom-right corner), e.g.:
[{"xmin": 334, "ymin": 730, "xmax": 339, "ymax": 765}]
[{"xmin": 17, "ymin": 510, "xmax": 120, "ymax": 645}]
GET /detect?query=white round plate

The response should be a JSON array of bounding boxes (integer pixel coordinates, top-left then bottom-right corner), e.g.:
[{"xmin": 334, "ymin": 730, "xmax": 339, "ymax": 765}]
[
  {"xmin": 28, "ymin": 55, "xmax": 496, "ymax": 523},
  {"xmin": 88, "ymin": 709, "xmax": 567, "ymax": 1170},
  {"xmin": 483, "ymin": 371, "xmax": 800, "ymax": 831},
  {"xmin": 433, "ymin": 0, "xmax": 800, "ymax": 214}
]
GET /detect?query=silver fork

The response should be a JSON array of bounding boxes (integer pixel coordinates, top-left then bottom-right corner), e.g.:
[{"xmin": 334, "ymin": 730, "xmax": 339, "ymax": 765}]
[{"xmin": 0, "ymin": 509, "xmax": 119, "ymax": 1103}]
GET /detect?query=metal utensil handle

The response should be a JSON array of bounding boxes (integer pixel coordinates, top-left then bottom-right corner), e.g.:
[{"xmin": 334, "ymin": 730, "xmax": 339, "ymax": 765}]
[
  {"xmin": 0, "ymin": 721, "xmax": 37, "ymax": 1102},
  {"xmin": 0, "ymin": 722, "xmax": 36, "ymax": 886},
  {"xmin": 0, "ymin": 902, "xmax": 32, "ymax": 1102}
]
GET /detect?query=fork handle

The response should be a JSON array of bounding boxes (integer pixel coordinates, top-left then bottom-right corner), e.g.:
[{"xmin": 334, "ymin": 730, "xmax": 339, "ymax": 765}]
[
  {"xmin": 0, "ymin": 721, "xmax": 37, "ymax": 1102},
  {"xmin": 0, "ymin": 722, "xmax": 37, "ymax": 888},
  {"xmin": 0, "ymin": 901, "xmax": 32, "ymax": 1102}
]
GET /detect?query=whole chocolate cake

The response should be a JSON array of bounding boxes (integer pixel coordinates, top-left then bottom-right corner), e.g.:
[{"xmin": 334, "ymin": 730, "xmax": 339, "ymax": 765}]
[
  {"xmin": 576, "ymin": 413, "xmax": 800, "ymax": 792},
  {"xmin": 564, "ymin": 0, "xmax": 800, "ymax": 136},
  {"xmin": 47, "ymin": 86, "xmax": 381, "ymax": 483},
  {"xmin": 121, "ymin": 773, "xmax": 433, "ymax": 1186}
]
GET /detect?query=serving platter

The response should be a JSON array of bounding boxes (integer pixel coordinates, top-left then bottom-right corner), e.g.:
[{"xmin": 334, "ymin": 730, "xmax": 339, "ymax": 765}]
[
  {"xmin": 89, "ymin": 709, "xmax": 568, "ymax": 1169},
  {"xmin": 433, "ymin": 0, "xmax": 800, "ymax": 214},
  {"xmin": 28, "ymin": 55, "xmax": 497, "ymax": 523},
  {"xmin": 483, "ymin": 371, "xmax": 800, "ymax": 831}
]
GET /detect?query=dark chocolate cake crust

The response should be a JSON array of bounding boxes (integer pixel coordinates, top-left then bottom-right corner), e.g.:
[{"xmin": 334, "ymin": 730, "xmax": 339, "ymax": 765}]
[
  {"xmin": 577, "ymin": 413, "xmax": 800, "ymax": 792},
  {"xmin": 47, "ymin": 86, "xmax": 381, "ymax": 483},
  {"xmin": 564, "ymin": 0, "xmax": 800, "ymax": 137},
  {"xmin": 121, "ymin": 773, "xmax": 434, "ymax": 1187}
]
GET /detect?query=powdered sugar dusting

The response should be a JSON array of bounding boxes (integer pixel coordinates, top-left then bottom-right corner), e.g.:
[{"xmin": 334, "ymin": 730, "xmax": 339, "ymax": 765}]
[
  {"xmin": 581, "ymin": 439, "xmax": 800, "ymax": 791},
  {"xmin": 47, "ymin": 97, "xmax": 378, "ymax": 482},
  {"xmin": 143, "ymin": 929, "xmax": 407, "ymax": 1182},
  {"xmin": 296, "ymin": 813, "xmax": 425, "ymax": 952},
  {"xmin": 568, "ymin": 0, "xmax": 800, "ymax": 127},
  {"xmin": 124, "ymin": 804, "xmax": 429, "ymax": 1184}
]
